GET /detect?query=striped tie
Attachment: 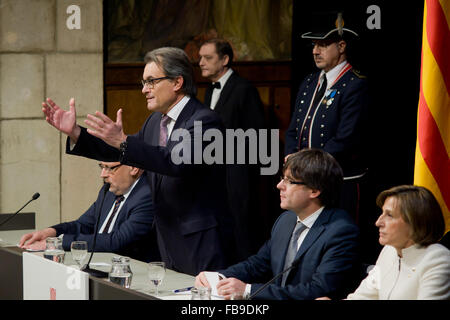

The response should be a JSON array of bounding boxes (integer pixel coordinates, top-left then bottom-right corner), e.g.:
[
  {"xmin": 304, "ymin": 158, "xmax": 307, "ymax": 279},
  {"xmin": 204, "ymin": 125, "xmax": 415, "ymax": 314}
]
[{"xmin": 102, "ymin": 195, "xmax": 125, "ymax": 233}]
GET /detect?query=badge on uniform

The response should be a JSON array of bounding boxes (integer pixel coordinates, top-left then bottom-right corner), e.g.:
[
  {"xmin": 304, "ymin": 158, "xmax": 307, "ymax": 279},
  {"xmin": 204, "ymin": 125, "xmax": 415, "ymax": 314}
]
[{"xmin": 322, "ymin": 89, "xmax": 337, "ymax": 106}]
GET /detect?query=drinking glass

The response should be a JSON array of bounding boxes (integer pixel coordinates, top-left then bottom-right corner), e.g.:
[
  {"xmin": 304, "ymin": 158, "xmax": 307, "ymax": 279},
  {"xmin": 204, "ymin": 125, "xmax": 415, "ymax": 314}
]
[
  {"xmin": 70, "ymin": 241, "xmax": 88, "ymax": 269},
  {"xmin": 109, "ymin": 256, "xmax": 133, "ymax": 288},
  {"xmin": 44, "ymin": 237, "xmax": 65, "ymax": 263},
  {"xmin": 191, "ymin": 287, "xmax": 211, "ymax": 300},
  {"xmin": 148, "ymin": 262, "xmax": 166, "ymax": 296}
]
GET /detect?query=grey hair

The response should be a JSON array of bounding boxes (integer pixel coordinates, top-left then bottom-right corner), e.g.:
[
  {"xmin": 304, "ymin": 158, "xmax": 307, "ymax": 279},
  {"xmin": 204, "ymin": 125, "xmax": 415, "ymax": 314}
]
[{"xmin": 144, "ymin": 47, "xmax": 197, "ymax": 97}]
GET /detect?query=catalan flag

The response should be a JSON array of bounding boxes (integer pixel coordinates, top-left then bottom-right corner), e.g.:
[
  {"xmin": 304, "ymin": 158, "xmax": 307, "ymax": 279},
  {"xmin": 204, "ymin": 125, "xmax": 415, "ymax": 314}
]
[{"xmin": 414, "ymin": 0, "xmax": 450, "ymax": 232}]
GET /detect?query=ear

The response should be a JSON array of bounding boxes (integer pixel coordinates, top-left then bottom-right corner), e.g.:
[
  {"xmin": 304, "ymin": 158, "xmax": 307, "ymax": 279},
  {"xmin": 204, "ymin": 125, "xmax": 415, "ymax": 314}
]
[
  {"xmin": 309, "ymin": 188, "xmax": 322, "ymax": 200},
  {"xmin": 337, "ymin": 40, "xmax": 347, "ymax": 54},
  {"xmin": 172, "ymin": 75, "xmax": 184, "ymax": 92},
  {"xmin": 129, "ymin": 166, "xmax": 141, "ymax": 176},
  {"xmin": 222, "ymin": 55, "xmax": 230, "ymax": 67}
]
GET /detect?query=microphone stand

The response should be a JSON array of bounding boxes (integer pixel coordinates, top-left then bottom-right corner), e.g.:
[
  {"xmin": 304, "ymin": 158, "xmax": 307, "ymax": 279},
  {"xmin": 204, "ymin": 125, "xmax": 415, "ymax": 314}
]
[
  {"xmin": 247, "ymin": 259, "xmax": 300, "ymax": 300},
  {"xmin": 81, "ymin": 183, "xmax": 110, "ymax": 278},
  {"xmin": 0, "ymin": 193, "xmax": 40, "ymax": 228}
]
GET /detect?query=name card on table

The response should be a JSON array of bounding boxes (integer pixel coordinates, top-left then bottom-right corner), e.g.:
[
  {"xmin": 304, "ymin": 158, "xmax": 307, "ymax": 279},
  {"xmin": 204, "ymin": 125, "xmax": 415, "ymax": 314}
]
[{"xmin": 23, "ymin": 252, "xmax": 89, "ymax": 300}]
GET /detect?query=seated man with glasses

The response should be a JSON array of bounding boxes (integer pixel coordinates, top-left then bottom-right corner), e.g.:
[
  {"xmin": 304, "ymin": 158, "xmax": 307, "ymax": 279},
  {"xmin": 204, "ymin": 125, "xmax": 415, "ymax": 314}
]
[
  {"xmin": 19, "ymin": 162, "xmax": 159, "ymax": 262},
  {"xmin": 195, "ymin": 148, "xmax": 362, "ymax": 300}
]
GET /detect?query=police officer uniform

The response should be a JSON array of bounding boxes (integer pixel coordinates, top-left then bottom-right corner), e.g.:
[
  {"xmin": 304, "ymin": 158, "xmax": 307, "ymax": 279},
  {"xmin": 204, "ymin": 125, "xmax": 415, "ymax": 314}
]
[{"xmin": 285, "ymin": 12, "xmax": 369, "ymax": 224}]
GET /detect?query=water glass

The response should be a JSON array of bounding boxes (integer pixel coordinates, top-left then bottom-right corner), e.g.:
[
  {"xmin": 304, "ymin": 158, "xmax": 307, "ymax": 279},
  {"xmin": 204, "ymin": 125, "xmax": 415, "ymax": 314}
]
[
  {"xmin": 191, "ymin": 287, "xmax": 211, "ymax": 300},
  {"xmin": 148, "ymin": 261, "xmax": 166, "ymax": 296},
  {"xmin": 43, "ymin": 237, "xmax": 65, "ymax": 263},
  {"xmin": 70, "ymin": 241, "xmax": 88, "ymax": 269}
]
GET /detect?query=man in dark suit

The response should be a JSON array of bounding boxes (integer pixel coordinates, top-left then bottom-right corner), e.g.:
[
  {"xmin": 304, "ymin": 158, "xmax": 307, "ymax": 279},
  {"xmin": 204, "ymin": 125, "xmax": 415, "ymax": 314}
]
[
  {"xmin": 41, "ymin": 47, "xmax": 234, "ymax": 275},
  {"xmin": 285, "ymin": 12, "xmax": 369, "ymax": 225},
  {"xmin": 199, "ymin": 39, "xmax": 267, "ymax": 259},
  {"xmin": 195, "ymin": 149, "xmax": 362, "ymax": 300},
  {"xmin": 19, "ymin": 162, "xmax": 159, "ymax": 262}
]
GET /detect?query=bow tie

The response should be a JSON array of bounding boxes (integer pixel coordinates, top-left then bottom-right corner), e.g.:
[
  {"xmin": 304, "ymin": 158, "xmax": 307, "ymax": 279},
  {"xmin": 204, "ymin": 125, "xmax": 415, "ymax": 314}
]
[{"xmin": 210, "ymin": 82, "xmax": 221, "ymax": 89}]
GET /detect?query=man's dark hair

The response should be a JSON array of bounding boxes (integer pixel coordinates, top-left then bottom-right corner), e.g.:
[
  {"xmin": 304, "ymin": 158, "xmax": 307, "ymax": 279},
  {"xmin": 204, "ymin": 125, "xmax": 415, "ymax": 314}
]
[
  {"xmin": 283, "ymin": 149, "xmax": 343, "ymax": 207},
  {"xmin": 202, "ymin": 38, "xmax": 234, "ymax": 68}
]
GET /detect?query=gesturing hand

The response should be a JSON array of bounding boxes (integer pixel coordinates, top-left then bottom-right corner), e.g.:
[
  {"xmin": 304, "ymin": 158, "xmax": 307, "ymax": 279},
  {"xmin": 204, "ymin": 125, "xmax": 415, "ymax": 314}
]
[
  {"xmin": 85, "ymin": 109, "xmax": 127, "ymax": 149},
  {"xmin": 42, "ymin": 97, "xmax": 81, "ymax": 142}
]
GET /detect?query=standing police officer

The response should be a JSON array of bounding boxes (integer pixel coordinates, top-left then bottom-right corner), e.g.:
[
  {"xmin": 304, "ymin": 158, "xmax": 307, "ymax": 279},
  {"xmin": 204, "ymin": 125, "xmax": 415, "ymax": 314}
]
[{"xmin": 285, "ymin": 12, "xmax": 369, "ymax": 224}]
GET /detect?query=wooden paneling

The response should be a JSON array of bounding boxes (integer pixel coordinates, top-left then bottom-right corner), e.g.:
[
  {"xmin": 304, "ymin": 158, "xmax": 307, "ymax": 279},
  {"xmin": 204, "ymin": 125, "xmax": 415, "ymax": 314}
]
[
  {"xmin": 106, "ymin": 89, "xmax": 150, "ymax": 135},
  {"xmin": 105, "ymin": 61, "xmax": 293, "ymax": 138}
]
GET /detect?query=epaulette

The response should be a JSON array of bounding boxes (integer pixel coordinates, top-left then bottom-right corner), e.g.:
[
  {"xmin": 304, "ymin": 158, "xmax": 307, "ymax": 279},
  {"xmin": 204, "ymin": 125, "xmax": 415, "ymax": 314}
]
[{"xmin": 352, "ymin": 69, "xmax": 367, "ymax": 79}]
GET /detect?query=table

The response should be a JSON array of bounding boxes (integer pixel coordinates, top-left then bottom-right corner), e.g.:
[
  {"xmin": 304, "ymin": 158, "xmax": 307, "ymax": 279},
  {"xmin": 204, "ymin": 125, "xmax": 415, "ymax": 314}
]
[{"xmin": 0, "ymin": 230, "xmax": 195, "ymax": 300}]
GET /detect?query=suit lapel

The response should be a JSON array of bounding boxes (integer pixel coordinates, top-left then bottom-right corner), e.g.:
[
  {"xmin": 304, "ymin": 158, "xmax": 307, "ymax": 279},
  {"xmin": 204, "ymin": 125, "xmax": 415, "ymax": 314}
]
[
  {"xmin": 153, "ymin": 98, "xmax": 198, "ymax": 191},
  {"xmin": 213, "ymin": 73, "xmax": 237, "ymax": 113},
  {"xmin": 204, "ymin": 86, "xmax": 212, "ymax": 108},
  {"xmin": 294, "ymin": 209, "xmax": 332, "ymax": 261},
  {"xmin": 275, "ymin": 213, "xmax": 298, "ymax": 275},
  {"xmin": 149, "ymin": 114, "xmax": 162, "ymax": 194},
  {"xmin": 166, "ymin": 98, "xmax": 197, "ymax": 149}
]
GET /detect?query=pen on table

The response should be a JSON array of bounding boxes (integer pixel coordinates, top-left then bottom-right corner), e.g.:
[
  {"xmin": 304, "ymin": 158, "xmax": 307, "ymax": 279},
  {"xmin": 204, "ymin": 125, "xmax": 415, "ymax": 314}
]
[{"xmin": 173, "ymin": 286, "xmax": 194, "ymax": 293}]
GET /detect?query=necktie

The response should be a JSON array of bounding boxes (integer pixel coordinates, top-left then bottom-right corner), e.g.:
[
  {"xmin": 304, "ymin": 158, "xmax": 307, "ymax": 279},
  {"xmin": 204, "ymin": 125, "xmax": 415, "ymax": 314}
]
[
  {"xmin": 281, "ymin": 222, "xmax": 307, "ymax": 286},
  {"xmin": 102, "ymin": 195, "xmax": 125, "ymax": 234},
  {"xmin": 312, "ymin": 74, "xmax": 327, "ymax": 108},
  {"xmin": 159, "ymin": 115, "xmax": 171, "ymax": 147},
  {"xmin": 210, "ymin": 82, "xmax": 221, "ymax": 89}
]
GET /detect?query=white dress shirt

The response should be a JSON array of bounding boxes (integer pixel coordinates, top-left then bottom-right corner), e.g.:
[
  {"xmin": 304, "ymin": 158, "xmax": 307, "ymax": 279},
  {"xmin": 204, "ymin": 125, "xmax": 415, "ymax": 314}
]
[
  {"xmin": 319, "ymin": 60, "xmax": 348, "ymax": 90},
  {"xmin": 210, "ymin": 68, "xmax": 233, "ymax": 110},
  {"xmin": 99, "ymin": 177, "xmax": 141, "ymax": 234},
  {"xmin": 294, "ymin": 206, "xmax": 324, "ymax": 250},
  {"xmin": 165, "ymin": 95, "xmax": 191, "ymax": 138}
]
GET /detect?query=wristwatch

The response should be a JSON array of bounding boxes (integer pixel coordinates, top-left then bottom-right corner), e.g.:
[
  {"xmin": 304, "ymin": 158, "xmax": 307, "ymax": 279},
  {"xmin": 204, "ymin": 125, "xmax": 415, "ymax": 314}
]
[{"xmin": 119, "ymin": 140, "xmax": 128, "ymax": 161}]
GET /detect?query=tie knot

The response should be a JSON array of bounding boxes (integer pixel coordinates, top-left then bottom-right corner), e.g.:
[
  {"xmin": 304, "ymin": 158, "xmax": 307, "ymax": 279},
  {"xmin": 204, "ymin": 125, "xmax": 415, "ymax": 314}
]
[
  {"xmin": 320, "ymin": 74, "xmax": 327, "ymax": 87},
  {"xmin": 161, "ymin": 115, "xmax": 171, "ymax": 126},
  {"xmin": 211, "ymin": 82, "xmax": 221, "ymax": 89},
  {"xmin": 115, "ymin": 195, "xmax": 125, "ymax": 203},
  {"xmin": 293, "ymin": 222, "xmax": 306, "ymax": 238}
]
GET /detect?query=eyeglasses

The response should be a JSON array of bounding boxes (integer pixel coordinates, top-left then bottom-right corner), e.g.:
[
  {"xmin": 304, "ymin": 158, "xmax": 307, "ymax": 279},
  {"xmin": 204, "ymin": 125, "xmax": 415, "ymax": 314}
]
[
  {"xmin": 141, "ymin": 76, "xmax": 171, "ymax": 89},
  {"xmin": 98, "ymin": 163, "xmax": 122, "ymax": 173},
  {"xmin": 279, "ymin": 175, "xmax": 307, "ymax": 186}
]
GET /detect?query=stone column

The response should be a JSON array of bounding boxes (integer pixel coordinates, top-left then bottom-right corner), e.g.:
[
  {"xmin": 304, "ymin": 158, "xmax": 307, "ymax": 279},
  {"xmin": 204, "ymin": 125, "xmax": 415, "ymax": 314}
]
[{"xmin": 0, "ymin": 0, "xmax": 103, "ymax": 228}]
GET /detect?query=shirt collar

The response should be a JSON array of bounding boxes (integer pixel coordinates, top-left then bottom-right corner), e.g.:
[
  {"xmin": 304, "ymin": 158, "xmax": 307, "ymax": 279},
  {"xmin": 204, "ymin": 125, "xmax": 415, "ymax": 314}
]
[
  {"xmin": 166, "ymin": 95, "xmax": 190, "ymax": 122},
  {"xmin": 297, "ymin": 206, "xmax": 325, "ymax": 229},
  {"xmin": 214, "ymin": 68, "xmax": 233, "ymax": 89},
  {"xmin": 320, "ymin": 60, "xmax": 348, "ymax": 89}
]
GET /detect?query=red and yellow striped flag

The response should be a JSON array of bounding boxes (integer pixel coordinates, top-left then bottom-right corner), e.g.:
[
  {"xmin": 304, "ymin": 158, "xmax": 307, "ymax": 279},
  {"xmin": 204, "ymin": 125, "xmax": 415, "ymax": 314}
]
[{"xmin": 414, "ymin": 0, "xmax": 450, "ymax": 232}]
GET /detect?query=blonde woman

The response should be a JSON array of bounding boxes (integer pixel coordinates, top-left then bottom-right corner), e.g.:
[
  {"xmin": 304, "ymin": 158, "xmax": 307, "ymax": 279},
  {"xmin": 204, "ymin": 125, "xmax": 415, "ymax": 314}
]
[{"xmin": 319, "ymin": 185, "xmax": 450, "ymax": 300}]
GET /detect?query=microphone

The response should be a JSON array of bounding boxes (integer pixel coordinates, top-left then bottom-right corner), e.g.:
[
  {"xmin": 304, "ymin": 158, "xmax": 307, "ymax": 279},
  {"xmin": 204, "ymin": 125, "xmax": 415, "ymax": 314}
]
[
  {"xmin": 247, "ymin": 258, "xmax": 301, "ymax": 300},
  {"xmin": 0, "ymin": 192, "xmax": 40, "ymax": 228},
  {"xmin": 82, "ymin": 183, "xmax": 110, "ymax": 278}
]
